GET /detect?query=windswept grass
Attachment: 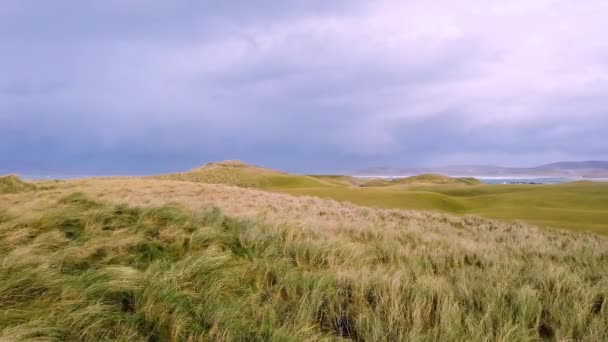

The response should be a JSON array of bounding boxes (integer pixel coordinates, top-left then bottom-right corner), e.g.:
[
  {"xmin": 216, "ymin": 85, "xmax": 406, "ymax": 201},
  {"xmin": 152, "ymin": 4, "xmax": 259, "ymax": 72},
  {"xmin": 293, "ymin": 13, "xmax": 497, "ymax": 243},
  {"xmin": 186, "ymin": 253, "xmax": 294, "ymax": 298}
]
[
  {"xmin": 0, "ymin": 175, "xmax": 36, "ymax": 194},
  {"xmin": 276, "ymin": 182, "xmax": 608, "ymax": 234},
  {"xmin": 1, "ymin": 184, "xmax": 607, "ymax": 341},
  {"xmin": 153, "ymin": 162, "xmax": 608, "ymax": 233}
]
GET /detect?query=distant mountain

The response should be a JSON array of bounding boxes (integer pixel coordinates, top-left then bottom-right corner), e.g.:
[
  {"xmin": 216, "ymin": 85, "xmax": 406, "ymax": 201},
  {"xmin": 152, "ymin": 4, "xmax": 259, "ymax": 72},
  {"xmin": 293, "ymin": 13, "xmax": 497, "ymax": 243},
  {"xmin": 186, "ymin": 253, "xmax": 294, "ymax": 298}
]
[
  {"xmin": 536, "ymin": 161, "xmax": 608, "ymax": 170},
  {"xmin": 352, "ymin": 161, "xmax": 608, "ymax": 178}
]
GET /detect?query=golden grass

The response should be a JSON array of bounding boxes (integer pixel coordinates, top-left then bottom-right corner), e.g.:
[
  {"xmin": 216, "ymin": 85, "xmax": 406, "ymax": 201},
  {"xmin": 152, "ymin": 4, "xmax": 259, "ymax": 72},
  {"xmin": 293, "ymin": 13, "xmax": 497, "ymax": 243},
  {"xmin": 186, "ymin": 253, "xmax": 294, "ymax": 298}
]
[
  {"xmin": 151, "ymin": 162, "xmax": 608, "ymax": 234},
  {"xmin": 0, "ymin": 175, "xmax": 37, "ymax": 194},
  {"xmin": 275, "ymin": 181, "xmax": 608, "ymax": 234},
  {"xmin": 1, "ymin": 177, "xmax": 607, "ymax": 340}
]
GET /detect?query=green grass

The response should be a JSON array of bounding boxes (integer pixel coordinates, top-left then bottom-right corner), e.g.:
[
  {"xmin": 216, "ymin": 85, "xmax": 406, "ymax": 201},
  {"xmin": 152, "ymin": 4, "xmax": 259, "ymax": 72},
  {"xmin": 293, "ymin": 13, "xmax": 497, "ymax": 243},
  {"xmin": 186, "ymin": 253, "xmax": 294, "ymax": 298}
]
[
  {"xmin": 156, "ymin": 161, "xmax": 608, "ymax": 234},
  {"xmin": 308, "ymin": 175, "xmax": 361, "ymax": 187},
  {"xmin": 273, "ymin": 181, "xmax": 608, "ymax": 234},
  {"xmin": 393, "ymin": 173, "xmax": 482, "ymax": 185},
  {"xmin": 1, "ymin": 191, "xmax": 607, "ymax": 340},
  {"xmin": 357, "ymin": 174, "xmax": 481, "ymax": 187},
  {"xmin": 158, "ymin": 161, "xmax": 336, "ymax": 189},
  {"xmin": 260, "ymin": 175, "xmax": 336, "ymax": 189},
  {"xmin": 275, "ymin": 187, "xmax": 469, "ymax": 213}
]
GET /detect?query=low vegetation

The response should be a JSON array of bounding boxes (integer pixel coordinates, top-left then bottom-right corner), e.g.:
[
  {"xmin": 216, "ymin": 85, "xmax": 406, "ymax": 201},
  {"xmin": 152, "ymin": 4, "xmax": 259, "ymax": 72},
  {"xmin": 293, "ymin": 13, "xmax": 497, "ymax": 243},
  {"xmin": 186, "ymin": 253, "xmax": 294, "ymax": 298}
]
[
  {"xmin": 359, "ymin": 174, "xmax": 480, "ymax": 187},
  {"xmin": 157, "ymin": 162, "xmax": 481, "ymax": 189},
  {"xmin": 280, "ymin": 181, "xmax": 608, "ymax": 234},
  {"xmin": 394, "ymin": 174, "xmax": 482, "ymax": 185},
  {"xmin": 0, "ymin": 175, "xmax": 36, "ymax": 194},
  {"xmin": 154, "ymin": 161, "xmax": 608, "ymax": 234},
  {"xmin": 1, "ymin": 184, "xmax": 607, "ymax": 341},
  {"xmin": 308, "ymin": 175, "xmax": 363, "ymax": 187},
  {"xmin": 158, "ymin": 160, "xmax": 332, "ymax": 189}
]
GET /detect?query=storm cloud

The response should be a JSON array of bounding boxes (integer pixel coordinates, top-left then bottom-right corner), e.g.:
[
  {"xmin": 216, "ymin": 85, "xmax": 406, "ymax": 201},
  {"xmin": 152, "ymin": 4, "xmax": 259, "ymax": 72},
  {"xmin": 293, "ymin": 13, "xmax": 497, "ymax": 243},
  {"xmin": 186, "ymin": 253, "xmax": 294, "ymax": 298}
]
[{"xmin": 1, "ymin": 0, "xmax": 607, "ymax": 175}]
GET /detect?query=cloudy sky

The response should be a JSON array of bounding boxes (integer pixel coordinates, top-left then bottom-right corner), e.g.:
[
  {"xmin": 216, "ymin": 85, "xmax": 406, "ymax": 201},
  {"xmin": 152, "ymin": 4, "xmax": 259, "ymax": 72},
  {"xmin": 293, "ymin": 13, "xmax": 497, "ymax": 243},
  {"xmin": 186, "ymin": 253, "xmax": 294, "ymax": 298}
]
[{"xmin": 2, "ymin": 1, "xmax": 608, "ymax": 175}]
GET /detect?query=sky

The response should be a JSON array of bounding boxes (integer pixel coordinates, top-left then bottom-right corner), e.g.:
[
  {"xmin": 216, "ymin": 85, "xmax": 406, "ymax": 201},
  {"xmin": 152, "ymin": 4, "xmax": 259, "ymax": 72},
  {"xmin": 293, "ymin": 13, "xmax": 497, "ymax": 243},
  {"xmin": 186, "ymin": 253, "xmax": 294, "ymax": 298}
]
[{"xmin": 1, "ymin": 0, "xmax": 608, "ymax": 175}]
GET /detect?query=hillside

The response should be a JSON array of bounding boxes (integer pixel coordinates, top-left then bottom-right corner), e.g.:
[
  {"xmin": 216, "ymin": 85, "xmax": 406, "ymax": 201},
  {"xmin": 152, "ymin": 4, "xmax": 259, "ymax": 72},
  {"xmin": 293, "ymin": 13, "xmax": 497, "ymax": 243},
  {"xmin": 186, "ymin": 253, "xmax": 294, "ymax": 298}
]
[
  {"xmin": 159, "ymin": 164, "xmax": 480, "ymax": 189},
  {"xmin": 307, "ymin": 174, "xmax": 362, "ymax": 187},
  {"xmin": 0, "ymin": 178, "xmax": 607, "ymax": 340},
  {"xmin": 358, "ymin": 174, "xmax": 480, "ymax": 187},
  {"xmin": 157, "ymin": 160, "xmax": 332, "ymax": 189},
  {"xmin": 359, "ymin": 178, "xmax": 395, "ymax": 187},
  {"xmin": 151, "ymin": 162, "xmax": 608, "ymax": 233},
  {"xmin": 395, "ymin": 174, "xmax": 481, "ymax": 185},
  {"xmin": 278, "ymin": 181, "xmax": 608, "ymax": 234}
]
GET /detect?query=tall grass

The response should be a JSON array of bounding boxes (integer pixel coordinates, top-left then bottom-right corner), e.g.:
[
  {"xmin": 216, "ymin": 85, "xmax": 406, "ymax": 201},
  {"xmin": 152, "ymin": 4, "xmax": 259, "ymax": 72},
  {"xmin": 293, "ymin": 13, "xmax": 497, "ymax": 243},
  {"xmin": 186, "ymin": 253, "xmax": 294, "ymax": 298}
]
[
  {"xmin": 1, "ymin": 189, "xmax": 607, "ymax": 341},
  {"xmin": 0, "ymin": 175, "xmax": 36, "ymax": 194}
]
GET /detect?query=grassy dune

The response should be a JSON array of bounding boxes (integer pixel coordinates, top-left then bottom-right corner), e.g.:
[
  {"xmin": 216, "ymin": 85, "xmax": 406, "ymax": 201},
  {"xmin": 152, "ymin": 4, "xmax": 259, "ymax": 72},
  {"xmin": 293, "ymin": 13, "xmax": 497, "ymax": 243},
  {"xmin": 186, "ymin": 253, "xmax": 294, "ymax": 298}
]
[
  {"xmin": 158, "ymin": 160, "xmax": 334, "ymax": 189},
  {"xmin": 156, "ymin": 161, "xmax": 608, "ymax": 233},
  {"xmin": 277, "ymin": 182, "xmax": 608, "ymax": 234},
  {"xmin": 1, "ymin": 178, "xmax": 607, "ymax": 341}
]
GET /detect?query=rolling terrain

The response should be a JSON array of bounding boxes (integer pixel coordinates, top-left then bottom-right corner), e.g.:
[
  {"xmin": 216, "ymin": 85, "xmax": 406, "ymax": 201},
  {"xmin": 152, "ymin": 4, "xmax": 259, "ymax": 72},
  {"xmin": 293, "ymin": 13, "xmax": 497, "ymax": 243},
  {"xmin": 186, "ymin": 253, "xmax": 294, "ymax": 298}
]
[
  {"xmin": 0, "ymin": 164, "xmax": 607, "ymax": 340},
  {"xmin": 158, "ymin": 160, "xmax": 337, "ymax": 189},
  {"xmin": 0, "ymin": 176, "xmax": 607, "ymax": 340},
  {"xmin": 279, "ymin": 181, "xmax": 608, "ymax": 234},
  {"xmin": 158, "ymin": 161, "xmax": 608, "ymax": 234}
]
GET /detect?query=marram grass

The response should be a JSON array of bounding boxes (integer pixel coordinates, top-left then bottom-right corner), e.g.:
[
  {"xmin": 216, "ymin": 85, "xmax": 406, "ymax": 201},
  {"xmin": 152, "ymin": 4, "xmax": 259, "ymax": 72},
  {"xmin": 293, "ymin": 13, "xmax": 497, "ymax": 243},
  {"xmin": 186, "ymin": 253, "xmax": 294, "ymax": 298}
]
[
  {"xmin": 1, "ymin": 188, "xmax": 607, "ymax": 341},
  {"xmin": 0, "ymin": 175, "xmax": 36, "ymax": 194}
]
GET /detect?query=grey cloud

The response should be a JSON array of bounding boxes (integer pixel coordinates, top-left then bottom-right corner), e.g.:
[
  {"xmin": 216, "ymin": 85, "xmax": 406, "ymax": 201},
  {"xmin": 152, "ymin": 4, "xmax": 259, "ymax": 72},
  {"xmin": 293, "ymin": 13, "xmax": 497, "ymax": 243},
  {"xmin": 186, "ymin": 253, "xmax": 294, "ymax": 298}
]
[{"xmin": 1, "ymin": 0, "xmax": 607, "ymax": 176}]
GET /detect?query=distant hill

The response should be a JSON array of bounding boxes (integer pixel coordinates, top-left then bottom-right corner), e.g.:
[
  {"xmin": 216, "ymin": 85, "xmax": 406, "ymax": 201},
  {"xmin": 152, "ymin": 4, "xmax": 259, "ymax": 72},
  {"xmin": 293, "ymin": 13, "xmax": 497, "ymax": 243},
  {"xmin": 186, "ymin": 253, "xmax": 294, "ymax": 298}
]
[
  {"xmin": 360, "ymin": 174, "xmax": 480, "ymax": 187},
  {"xmin": 536, "ymin": 161, "xmax": 608, "ymax": 170},
  {"xmin": 395, "ymin": 174, "xmax": 481, "ymax": 185},
  {"xmin": 354, "ymin": 161, "xmax": 608, "ymax": 178},
  {"xmin": 306, "ymin": 174, "xmax": 362, "ymax": 187},
  {"xmin": 158, "ymin": 161, "xmax": 486, "ymax": 189},
  {"xmin": 157, "ymin": 160, "xmax": 334, "ymax": 188}
]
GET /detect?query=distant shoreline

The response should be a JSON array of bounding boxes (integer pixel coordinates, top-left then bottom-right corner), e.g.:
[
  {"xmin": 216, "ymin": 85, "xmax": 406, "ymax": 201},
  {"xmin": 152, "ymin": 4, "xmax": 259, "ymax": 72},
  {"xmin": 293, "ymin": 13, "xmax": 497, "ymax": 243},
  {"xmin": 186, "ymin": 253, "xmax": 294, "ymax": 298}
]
[
  {"xmin": 351, "ymin": 175, "xmax": 608, "ymax": 185},
  {"xmin": 353, "ymin": 175, "xmax": 580, "ymax": 179}
]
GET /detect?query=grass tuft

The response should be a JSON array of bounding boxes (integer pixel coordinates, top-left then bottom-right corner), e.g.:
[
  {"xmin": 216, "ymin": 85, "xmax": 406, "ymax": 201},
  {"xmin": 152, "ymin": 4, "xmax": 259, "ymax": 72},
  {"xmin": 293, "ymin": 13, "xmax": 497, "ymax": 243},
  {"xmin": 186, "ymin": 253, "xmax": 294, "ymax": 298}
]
[
  {"xmin": 0, "ymin": 175, "xmax": 36, "ymax": 194},
  {"xmin": 59, "ymin": 191, "xmax": 102, "ymax": 209}
]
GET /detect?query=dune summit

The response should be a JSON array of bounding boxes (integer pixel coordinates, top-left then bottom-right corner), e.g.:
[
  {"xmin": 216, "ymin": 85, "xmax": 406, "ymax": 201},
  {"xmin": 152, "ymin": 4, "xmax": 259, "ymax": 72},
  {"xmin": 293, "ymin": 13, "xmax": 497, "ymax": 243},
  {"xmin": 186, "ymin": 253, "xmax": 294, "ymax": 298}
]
[
  {"xmin": 193, "ymin": 160, "xmax": 263, "ymax": 170},
  {"xmin": 158, "ymin": 160, "xmax": 328, "ymax": 188}
]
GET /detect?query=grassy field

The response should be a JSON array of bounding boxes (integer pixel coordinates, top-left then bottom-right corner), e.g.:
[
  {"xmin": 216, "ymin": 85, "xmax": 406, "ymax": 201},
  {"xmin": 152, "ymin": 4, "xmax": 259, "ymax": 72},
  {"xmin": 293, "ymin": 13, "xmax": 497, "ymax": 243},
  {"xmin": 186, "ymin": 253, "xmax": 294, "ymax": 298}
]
[
  {"xmin": 275, "ymin": 181, "xmax": 608, "ymax": 234},
  {"xmin": 0, "ymin": 177, "xmax": 607, "ymax": 340},
  {"xmin": 155, "ymin": 161, "xmax": 608, "ymax": 234}
]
